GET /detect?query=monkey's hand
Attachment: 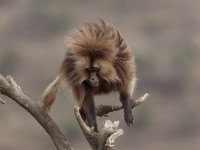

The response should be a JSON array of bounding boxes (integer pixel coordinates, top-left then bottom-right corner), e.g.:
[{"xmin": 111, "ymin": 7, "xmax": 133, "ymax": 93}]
[{"xmin": 124, "ymin": 107, "xmax": 134, "ymax": 126}]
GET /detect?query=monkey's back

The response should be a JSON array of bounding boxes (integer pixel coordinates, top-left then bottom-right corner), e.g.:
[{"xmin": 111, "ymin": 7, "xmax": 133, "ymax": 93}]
[{"xmin": 61, "ymin": 19, "xmax": 136, "ymax": 97}]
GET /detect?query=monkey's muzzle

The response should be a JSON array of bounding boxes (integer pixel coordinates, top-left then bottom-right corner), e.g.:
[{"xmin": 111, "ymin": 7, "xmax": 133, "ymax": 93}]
[{"xmin": 89, "ymin": 77, "xmax": 99, "ymax": 87}]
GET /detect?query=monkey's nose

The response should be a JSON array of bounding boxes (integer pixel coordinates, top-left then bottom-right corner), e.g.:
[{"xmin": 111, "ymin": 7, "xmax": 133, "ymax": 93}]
[{"xmin": 91, "ymin": 77, "xmax": 95, "ymax": 80}]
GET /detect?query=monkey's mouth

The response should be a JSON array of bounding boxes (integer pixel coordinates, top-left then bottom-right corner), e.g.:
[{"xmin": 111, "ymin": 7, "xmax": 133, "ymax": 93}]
[{"xmin": 89, "ymin": 81, "xmax": 99, "ymax": 87}]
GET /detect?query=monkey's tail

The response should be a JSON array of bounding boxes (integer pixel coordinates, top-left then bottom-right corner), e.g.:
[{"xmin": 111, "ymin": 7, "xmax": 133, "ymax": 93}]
[{"xmin": 41, "ymin": 74, "xmax": 63, "ymax": 113}]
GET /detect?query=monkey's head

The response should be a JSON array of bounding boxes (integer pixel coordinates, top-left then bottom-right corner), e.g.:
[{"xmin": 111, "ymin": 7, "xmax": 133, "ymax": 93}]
[
  {"xmin": 65, "ymin": 19, "xmax": 121, "ymax": 87},
  {"xmin": 86, "ymin": 67, "xmax": 99, "ymax": 87}
]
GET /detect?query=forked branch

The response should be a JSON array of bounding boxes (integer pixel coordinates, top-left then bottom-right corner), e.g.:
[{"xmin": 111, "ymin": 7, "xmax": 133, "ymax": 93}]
[
  {"xmin": 75, "ymin": 106, "xmax": 123, "ymax": 150},
  {"xmin": 0, "ymin": 74, "xmax": 149, "ymax": 150},
  {"xmin": 74, "ymin": 93, "xmax": 149, "ymax": 150},
  {"xmin": 96, "ymin": 93, "xmax": 149, "ymax": 117},
  {"xmin": 0, "ymin": 74, "xmax": 73, "ymax": 150}
]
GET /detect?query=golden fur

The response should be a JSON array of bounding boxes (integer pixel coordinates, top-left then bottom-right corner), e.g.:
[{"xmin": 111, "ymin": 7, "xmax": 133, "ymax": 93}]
[{"xmin": 42, "ymin": 19, "xmax": 136, "ymax": 112}]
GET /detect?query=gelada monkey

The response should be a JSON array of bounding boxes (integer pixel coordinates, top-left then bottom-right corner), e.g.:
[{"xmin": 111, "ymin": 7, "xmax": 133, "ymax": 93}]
[{"xmin": 42, "ymin": 19, "xmax": 136, "ymax": 132}]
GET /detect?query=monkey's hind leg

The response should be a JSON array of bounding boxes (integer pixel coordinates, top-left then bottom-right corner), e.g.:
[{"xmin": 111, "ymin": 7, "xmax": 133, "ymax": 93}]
[
  {"xmin": 81, "ymin": 95, "xmax": 98, "ymax": 133},
  {"xmin": 120, "ymin": 93, "xmax": 134, "ymax": 126}
]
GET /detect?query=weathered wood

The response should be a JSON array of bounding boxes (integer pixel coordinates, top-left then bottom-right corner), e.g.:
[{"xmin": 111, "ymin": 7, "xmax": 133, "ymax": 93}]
[
  {"xmin": 0, "ymin": 74, "xmax": 73, "ymax": 150},
  {"xmin": 0, "ymin": 74, "xmax": 149, "ymax": 150}
]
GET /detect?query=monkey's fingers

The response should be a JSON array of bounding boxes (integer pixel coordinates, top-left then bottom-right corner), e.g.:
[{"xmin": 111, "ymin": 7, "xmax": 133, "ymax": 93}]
[{"xmin": 124, "ymin": 111, "xmax": 134, "ymax": 126}]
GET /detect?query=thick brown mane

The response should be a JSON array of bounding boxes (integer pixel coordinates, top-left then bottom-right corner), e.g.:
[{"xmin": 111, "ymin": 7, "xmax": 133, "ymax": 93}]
[
  {"xmin": 61, "ymin": 19, "xmax": 135, "ymax": 91},
  {"xmin": 66, "ymin": 19, "xmax": 117, "ymax": 61}
]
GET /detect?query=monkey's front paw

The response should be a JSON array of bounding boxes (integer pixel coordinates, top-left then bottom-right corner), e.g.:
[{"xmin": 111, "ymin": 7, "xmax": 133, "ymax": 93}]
[{"xmin": 124, "ymin": 111, "xmax": 134, "ymax": 126}]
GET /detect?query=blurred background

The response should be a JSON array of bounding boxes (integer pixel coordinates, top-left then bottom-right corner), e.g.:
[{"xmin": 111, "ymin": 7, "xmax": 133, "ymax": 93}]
[{"xmin": 0, "ymin": 0, "xmax": 200, "ymax": 150}]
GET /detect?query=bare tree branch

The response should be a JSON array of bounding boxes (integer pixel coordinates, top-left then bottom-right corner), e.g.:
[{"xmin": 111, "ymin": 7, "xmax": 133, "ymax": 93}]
[
  {"xmin": 0, "ymin": 97, "xmax": 6, "ymax": 104},
  {"xmin": 0, "ymin": 74, "xmax": 149, "ymax": 150},
  {"xmin": 96, "ymin": 93, "xmax": 149, "ymax": 117},
  {"xmin": 74, "ymin": 106, "xmax": 123, "ymax": 150},
  {"xmin": 0, "ymin": 74, "xmax": 73, "ymax": 150},
  {"xmin": 73, "ymin": 93, "xmax": 149, "ymax": 150}
]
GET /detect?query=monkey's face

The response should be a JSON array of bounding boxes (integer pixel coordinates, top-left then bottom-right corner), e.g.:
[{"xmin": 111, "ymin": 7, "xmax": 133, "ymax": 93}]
[{"xmin": 86, "ymin": 67, "xmax": 99, "ymax": 87}]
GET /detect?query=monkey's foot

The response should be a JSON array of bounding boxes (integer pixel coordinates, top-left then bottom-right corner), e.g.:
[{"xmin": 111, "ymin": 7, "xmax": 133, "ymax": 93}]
[{"xmin": 124, "ymin": 110, "xmax": 134, "ymax": 126}]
